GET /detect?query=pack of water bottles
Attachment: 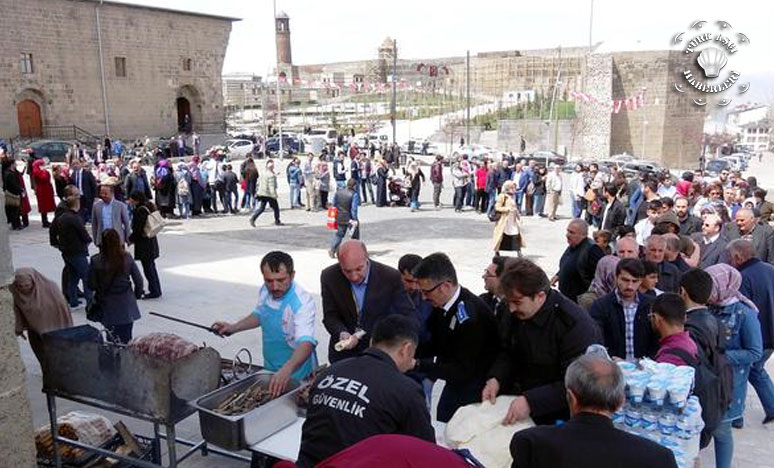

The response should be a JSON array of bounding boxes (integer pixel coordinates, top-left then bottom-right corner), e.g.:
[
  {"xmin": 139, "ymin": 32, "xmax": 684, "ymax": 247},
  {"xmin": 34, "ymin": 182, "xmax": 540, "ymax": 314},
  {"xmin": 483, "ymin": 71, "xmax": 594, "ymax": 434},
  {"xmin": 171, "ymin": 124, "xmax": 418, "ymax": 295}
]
[{"xmin": 612, "ymin": 359, "xmax": 705, "ymax": 468}]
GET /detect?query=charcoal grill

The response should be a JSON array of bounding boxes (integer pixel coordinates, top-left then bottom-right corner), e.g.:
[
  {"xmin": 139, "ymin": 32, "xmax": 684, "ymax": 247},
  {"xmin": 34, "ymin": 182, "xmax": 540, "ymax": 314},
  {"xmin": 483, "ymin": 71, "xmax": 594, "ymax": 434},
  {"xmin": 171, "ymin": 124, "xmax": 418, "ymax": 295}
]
[{"xmin": 40, "ymin": 325, "xmax": 249, "ymax": 468}]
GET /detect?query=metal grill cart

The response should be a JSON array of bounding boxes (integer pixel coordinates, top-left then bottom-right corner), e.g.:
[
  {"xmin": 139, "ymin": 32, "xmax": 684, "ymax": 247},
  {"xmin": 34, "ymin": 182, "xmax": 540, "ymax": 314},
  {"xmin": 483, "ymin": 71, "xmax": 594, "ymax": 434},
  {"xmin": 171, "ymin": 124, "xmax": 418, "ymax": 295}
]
[{"xmin": 41, "ymin": 325, "xmax": 250, "ymax": 468}]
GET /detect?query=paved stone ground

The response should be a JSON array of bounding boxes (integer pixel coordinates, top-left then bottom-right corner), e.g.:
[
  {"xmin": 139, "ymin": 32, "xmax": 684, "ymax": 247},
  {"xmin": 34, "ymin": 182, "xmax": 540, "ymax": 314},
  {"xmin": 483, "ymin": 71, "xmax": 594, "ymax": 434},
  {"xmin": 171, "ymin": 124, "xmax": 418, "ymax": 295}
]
[{"xmin": 10, "ymin": 156, "xmax": 774, "ymax": 467}]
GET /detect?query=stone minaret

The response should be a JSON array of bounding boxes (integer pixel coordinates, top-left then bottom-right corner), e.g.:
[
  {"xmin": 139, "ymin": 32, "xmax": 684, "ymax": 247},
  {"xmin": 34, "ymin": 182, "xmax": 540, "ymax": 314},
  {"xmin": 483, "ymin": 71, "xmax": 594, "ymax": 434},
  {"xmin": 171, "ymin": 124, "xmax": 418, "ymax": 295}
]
[{"xmin": 275, "ymin": 11, "xmax": 292, "ymax": 66}]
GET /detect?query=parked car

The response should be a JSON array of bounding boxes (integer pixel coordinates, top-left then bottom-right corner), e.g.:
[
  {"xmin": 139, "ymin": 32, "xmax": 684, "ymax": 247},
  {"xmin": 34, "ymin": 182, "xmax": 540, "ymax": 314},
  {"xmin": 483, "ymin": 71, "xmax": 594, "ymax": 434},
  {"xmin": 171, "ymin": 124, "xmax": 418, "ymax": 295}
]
[
  {"xmin": 720, "ymin": 153, "xmax": 747, "ymax": 171},
  {"xmin": 18, "ymin": 140, "xmax": 73, "ymax": 164},
  {"xmin": 705, "ymin": 158, "xmax": 731, "ymax": 176},
  {"xmin": 225, "ymin": 139, "xmax": 255, "ymax": 158},
  {"xmin": 620, "ymin": 160, "xmax": 665, "ymax": 178},
  {"xmin": 525, "ymin": 150, "xmax": 567, "ymax": 167},
  {"xmin": 451, "ymin": 144, "xmax": 493, "ymax": 161},
  {"xmin": 610, "ymin": 153, "xmax": 635, "ymax": 163},
  {"xmin": 265, "ymin": 134, "xmax": 304, "ymax": 157}
]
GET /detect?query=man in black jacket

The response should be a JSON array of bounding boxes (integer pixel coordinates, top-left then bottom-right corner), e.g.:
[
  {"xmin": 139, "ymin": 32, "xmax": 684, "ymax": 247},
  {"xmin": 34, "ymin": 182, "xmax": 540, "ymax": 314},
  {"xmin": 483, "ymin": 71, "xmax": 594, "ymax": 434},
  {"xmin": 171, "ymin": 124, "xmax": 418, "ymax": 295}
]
[
  {"xmin": 589, "ymin": 258, "xmax": 659, "ymax": 361},
  {"xmin": 413, "ymin": 253, "xmax": 499, "ymax": 422},
  {"xmin": 553, "ymin": 219, "xmax": 605, "ymax": 302},
  {"xmin": 510, "ymin": 354, "xmax": 677, "ymax": 468},
  {"xmin": 69, "ymin": 160, "xmax": 98, "ymax": 223},
  {"xmin": 644, "ymin": 234, "xmax": 681, "ymax": 293},
  {"xmin": 675, "ymin": 196, "xmax": 702, "ymax": 236},
  {"xmin": 321, "ymin": 240, "xmax": 414, "ymax": 363},
  {"xmin": 601, "ymin": 183, "xmax": 626, "ymax": 236},
  {"xmin": 483, "ymin": 258, "xmax": 600, "ymax": 425},
  {"xmin": 123, "ymin": 160, "xmax": 153, "ymax": 202},
  {"xmin": 725, "ymin": 208, "xmax": 774, "ymax": 263},
  {"xmin": 297, "ymin": 315, "xmax": 434, "ymax": 468},
  {"xmin": 50, "ymin": 192, "xmax": 92, "ymax": 308}
]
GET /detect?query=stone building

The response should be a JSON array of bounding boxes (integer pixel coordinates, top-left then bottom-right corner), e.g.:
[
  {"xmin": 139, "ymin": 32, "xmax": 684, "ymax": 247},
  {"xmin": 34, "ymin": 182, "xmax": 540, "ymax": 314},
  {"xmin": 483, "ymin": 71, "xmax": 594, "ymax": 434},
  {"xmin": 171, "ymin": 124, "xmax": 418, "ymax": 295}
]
[{"xmin": 0, "ymin": 0, "xmax": 237, "ymax": 140}]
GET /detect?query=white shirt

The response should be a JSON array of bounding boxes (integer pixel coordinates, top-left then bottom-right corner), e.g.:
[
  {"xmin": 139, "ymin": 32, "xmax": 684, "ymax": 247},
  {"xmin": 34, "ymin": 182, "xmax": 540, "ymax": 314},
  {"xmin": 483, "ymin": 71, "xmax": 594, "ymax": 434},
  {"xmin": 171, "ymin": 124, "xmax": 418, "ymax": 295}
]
[
  {"xmin": 443, "ymin": 285, "xmax": 462, "ymax": 312},
  {"xmin": 703, "ymin": 233, "xmax": 720, "ymax": 244},
  {"xmin": 571, "ymin": 172, "xmax": 586, "ymax": 198},
  {"xmin": 635, "ymin": 218, "xmax": 654, "ymax": 246},
  {"xmin": 546, "ymin": 172, "xmax": 563, "ymax": 192}
]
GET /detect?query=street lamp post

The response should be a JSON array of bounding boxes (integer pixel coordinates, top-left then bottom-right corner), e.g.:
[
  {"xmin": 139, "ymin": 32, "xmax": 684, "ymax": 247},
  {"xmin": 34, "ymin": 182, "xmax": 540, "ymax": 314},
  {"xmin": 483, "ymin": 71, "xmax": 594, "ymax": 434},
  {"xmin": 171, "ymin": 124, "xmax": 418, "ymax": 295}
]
[{"xmin": 641, "ymin": 120, "xmax": 649, "ymax": 158}]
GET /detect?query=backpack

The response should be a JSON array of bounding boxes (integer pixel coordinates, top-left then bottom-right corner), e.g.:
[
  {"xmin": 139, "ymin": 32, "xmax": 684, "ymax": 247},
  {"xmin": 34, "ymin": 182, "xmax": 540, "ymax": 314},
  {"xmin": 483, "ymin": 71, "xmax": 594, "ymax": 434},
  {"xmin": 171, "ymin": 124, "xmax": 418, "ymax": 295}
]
[
  {"xmin": 176, "ymin": 177, "xmax": 190, "ymax": 196},
  {"xmin": 664, "ymin": 326, "xmax": 734, "ymax": 449}
]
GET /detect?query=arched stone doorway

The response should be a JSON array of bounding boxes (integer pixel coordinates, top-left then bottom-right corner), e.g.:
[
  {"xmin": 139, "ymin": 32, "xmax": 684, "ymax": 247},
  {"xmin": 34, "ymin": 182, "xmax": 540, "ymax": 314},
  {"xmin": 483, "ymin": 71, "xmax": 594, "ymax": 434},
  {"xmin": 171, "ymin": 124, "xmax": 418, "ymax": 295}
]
[
  {"xmin": 175, "ymin": 85, "xmax": 202, "ymax": 133},
  {"xmin": 177, "ymin": 97, "xmax": 191, "ymax": 132},
  {"xmin": 17, "ymin": 99, "xmax": 42, "ymax": 138}
]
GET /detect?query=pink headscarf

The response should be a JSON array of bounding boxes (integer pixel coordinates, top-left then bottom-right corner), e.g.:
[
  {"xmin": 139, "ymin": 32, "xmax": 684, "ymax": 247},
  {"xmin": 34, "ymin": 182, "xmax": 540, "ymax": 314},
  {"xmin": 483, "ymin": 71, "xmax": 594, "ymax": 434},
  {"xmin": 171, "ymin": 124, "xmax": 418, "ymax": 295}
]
[
  {"xmin": 590, "ymin": 255, "xmax": 620, "ymax": 296},
  {"xmin": 705, "ymin": 264, "xmax": 758, "ymax": 313}
]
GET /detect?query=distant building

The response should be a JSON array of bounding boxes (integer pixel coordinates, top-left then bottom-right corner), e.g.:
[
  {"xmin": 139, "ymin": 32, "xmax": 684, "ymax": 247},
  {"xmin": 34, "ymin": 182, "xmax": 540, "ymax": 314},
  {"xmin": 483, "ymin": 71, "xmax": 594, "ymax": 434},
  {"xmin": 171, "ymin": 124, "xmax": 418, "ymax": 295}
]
[
  {"xmin": 0, "ymin": 0, "xmax": 238, "ymax": 140},
  {"xmin": 739, "ymin": 119, "xmax": 771, "ymax": 153},
  {"xmin": 726, "ymin": 104, "xmax": 769, "ymax": 128}
]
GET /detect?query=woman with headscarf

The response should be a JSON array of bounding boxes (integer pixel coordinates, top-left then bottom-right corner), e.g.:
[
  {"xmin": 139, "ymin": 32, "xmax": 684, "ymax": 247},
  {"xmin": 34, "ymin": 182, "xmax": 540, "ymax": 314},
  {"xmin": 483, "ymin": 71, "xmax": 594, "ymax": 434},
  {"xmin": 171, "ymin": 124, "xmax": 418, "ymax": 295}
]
[
  {"xmin": 3, "ymin": 157, "xmax": 23, "ymax": 230},
  {"xmin": 174, "ymin": 163, "xmax": 192, "ymax": 220},
  {"xmin": 88, "ymin": 229, "xmax": 144, "ymax": 343},
  {"xmin": 492, "ymin": 180, "xmax": 523, "ymax": 256},
  {"xmin": 188, "ymin": 155, "xmax": 205, "ymax": 216},
  {"xmin": 31, "ymin": 159, "xmax": 56, "ymax": 227},
  {"xmin": 706, "ymin": 263, "xmax": 763, "ymax": 468},
  {"xmin": 375, "ymin": 159, "xmax": 389, "ymax": 207},
  {"xmin": 15, "ymin": 159, "xmax": 32, "ymax": 228},
  {"xmin": 127, "ymin": 192, "xmax": 162, "ymax": 299},
  {"xmin": 11, "ymin": 268, "xmax": 73, "ymax": 365},
  {"xmin": 152, "ymin": 158, "xmax": 176, "ymax": 218},
  {"xmin": 405, "ymin": 159, "xmax": 425, "ymax": 212},
  {"xmin": 577, "ymin": 255, "xmax": 621, "ymax": 311}
]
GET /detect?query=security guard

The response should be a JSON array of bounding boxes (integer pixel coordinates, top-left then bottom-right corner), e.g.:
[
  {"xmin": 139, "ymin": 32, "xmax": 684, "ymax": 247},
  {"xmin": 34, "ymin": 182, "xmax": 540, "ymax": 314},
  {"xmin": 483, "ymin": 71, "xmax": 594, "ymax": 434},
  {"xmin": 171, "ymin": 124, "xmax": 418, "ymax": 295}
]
[
  {"xmin": 297, "ymin": 315, "xmax": 434, "ymax": 468},
  {"xmin": 482, "ymin": 258, "xmax": 601, "ymax": 425},
  {"xmin": 412, "ymin": 253, "xmax": 499, "ymax": 422}
]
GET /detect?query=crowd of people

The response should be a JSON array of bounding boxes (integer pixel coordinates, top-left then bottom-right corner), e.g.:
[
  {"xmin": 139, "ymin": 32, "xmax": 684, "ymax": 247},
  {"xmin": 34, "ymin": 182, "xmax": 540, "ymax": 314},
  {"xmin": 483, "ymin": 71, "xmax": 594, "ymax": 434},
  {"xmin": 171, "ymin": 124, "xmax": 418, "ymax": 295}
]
[{"xmin": 5, "ymin": 135, "xmax": 774, "ymax": 467}]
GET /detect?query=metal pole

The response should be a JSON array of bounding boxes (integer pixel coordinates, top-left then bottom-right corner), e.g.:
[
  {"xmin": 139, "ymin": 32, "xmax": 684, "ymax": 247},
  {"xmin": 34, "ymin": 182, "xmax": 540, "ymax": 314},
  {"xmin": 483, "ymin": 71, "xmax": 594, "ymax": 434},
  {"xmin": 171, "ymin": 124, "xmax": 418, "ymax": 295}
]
[
  {"xmin": 589, "ymin": 0, "xmax": 594, "ymax": 50},
  {"xmin": 273, "ymin": 0, "xmax": 283, "ymax": 157},
  {"xmin": 95, "ymin": 0, "xmax": 110, "ymax": 136},
  {"xmin": 391, "ymin": 39, "xmax": 397, "ymax": 145},
  {"xmin": 548, "ymin": 46, "xmax": 562, "ymax": 153},
  {"xmin": 466, "ymin": 50, "xmax": 471, "ymax": 145}
]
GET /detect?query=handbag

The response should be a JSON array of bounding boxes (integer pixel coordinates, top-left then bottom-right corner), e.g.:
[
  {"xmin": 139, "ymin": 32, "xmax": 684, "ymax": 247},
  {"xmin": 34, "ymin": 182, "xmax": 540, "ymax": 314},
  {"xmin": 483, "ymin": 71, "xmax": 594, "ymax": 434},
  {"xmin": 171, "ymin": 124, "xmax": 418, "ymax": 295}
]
[
  {"xmin": 142, "ymin": 206, "xmax": 165, "ymax": 238},
  {"xmin": 326, "ymin": 207, "xmax": 338, "ymax": 230},
  {"xmin": 4, "ymin": 191, "xmax": 21, "ymax": 207}
]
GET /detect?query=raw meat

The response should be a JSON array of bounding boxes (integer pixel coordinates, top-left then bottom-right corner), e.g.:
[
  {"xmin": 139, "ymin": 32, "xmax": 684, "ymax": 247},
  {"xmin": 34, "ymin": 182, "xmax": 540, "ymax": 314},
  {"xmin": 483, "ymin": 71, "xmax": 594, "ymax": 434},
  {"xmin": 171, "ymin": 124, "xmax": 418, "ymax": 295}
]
[{"xmin": 127, "ymin": 333, "xmax": 199, "ymax": 361}]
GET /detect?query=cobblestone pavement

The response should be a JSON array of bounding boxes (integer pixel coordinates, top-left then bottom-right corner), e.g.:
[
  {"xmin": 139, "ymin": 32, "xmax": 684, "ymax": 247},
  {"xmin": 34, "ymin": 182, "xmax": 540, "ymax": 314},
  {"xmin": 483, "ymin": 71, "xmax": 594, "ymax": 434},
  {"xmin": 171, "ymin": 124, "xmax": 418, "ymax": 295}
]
[{"xmin": 10, "ymin": 156, "xmax": 774, "ymax": 467}]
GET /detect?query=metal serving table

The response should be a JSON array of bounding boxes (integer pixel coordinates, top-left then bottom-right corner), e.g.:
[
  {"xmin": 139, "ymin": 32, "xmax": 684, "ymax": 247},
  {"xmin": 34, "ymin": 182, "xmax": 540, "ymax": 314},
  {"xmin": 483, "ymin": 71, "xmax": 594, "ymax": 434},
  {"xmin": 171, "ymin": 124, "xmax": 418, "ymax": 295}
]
[{"xmin": 41, "ymin": 325, "xmax": 251, "ymax": 468}]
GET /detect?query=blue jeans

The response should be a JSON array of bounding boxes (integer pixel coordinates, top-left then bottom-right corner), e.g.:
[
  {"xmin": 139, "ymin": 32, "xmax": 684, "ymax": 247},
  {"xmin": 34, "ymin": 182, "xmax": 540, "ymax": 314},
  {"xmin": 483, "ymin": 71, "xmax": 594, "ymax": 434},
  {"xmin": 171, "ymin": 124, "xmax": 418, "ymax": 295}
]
[
  {"xmin": 713, "ymin": 420, "xmax": 733, "ymax": 468},
  {"xmin": 749, "ymin": 349, "xmax": 774, "ymax": 417},
  {"xmin": 62, "ymin": 253, "xmax": 92, "ymax": 307},
  {"xmin": 242, "ymin": 191, "xmax": 254, "ymax": 210},
  {"xmin": 177, "ymin": 196, "xmax": 190, "ymax": 219},
  {"xmin": 533, "ymin": 193, "xmax": 546, "ymax": 215},
  {"xmin": 336, "ymin": 180, "xmax": 346, "ymax": 189},
  {"xmin": 515, "ymin": 191, "xmax": 524, "ymax": 211},
  {"xmin": 290, "ymin": 183, "xmax": 300, "ymax": 208},
  {"xmin": 572, "ymin": 197, "xmax": 584, "ymax": 218},
  {"xmin": 486, "ymin": 189, "xmax": 497, "ymax": 216}
]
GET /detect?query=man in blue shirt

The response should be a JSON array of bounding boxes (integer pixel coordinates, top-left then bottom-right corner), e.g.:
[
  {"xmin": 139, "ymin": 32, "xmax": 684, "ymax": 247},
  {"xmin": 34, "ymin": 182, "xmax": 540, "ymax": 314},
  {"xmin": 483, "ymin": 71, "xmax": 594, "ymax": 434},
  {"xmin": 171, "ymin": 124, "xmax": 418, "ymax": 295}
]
[{"xmin": 212, "ymin": 251, "xmax": 317, "ymax": 396}]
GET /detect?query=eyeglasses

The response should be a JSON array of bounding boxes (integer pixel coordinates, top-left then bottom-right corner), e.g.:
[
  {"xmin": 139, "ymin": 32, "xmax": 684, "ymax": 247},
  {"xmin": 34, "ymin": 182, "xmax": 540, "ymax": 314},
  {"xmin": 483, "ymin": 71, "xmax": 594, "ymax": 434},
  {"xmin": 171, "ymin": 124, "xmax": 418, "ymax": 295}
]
[{"xmin": 420, "ymin": 281, "xmax": 446, "ymax": 295}]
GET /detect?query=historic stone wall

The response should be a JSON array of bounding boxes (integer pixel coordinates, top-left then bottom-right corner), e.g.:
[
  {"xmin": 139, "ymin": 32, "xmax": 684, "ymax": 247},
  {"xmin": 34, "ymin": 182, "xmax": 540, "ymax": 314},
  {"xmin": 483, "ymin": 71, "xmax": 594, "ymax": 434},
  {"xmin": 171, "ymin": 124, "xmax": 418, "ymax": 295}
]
[
  {"xmin": 579, "ymin": 53, "xmax": 613, "ymax": 159},
  {"xmin": 0, "ymin": 0, "xmax": 233, "ymax": 139}
]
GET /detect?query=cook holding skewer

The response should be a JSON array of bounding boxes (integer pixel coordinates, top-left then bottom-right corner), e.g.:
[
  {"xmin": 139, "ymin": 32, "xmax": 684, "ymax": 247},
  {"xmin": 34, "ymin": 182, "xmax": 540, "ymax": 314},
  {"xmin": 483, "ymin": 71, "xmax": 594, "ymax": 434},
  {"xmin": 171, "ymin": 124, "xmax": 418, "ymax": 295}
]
[{"xmin": 212, "ymin": 251, "xmax": 318, "ymax": 397}]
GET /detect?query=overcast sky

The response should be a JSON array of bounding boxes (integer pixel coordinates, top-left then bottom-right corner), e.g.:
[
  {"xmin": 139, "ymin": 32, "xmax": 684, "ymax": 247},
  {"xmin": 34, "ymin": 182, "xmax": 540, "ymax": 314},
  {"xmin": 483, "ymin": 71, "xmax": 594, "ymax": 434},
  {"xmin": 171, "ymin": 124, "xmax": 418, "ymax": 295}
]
[{"xmin": 119, "ymin": 0, "xmax": 770, "ymax": 81}]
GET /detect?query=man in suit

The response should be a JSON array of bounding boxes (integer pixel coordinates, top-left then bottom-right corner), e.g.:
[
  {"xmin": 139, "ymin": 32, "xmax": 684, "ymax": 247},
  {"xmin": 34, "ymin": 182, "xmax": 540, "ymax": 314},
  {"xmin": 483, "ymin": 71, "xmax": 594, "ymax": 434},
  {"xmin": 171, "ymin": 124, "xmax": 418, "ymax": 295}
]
[
  {"xmin": 69, "ymin": 160, "xmax": 97, "ymax": 223},
  {"xmin": 123, "ymin": 160, "xmax": 153, "ymax": 201},
  {"xmin": 479, "ymin": 255, "xmax": 507, "ymax": 319},
  {"xmin": 725, "ymin": 208, "xmax": 774, "ymax": 264},
  {"xmin": 727, "ymin": 240, "xmax": 774, "ymax": 425},
  {"xmin": 91, "ymin": 184, "xmax": 130, "ymax": 246},
  {"xmin": 601, "ymin": 183, "xmax": 626, "ymax": 237},
  {"xmin": 510, "ymin": 354, "xmax": 677, "ymax": 468},
  {"xmin": 321, "ymin": 240, "xmax": 414, "ymax": 363},
  {"xmin": 412, "ymin": 253, "xmax": 499, "ymax": 422},
  {"xmin": 691, "ymin": 213, "xmax": 729, "ymax": 268},
  {"xmin": 589, "ymin": 258, "xmax": 659, "ymax": 361},
  {"xmin": 484, "ymin": 258, "xmax": 600, "ymax": 426}
]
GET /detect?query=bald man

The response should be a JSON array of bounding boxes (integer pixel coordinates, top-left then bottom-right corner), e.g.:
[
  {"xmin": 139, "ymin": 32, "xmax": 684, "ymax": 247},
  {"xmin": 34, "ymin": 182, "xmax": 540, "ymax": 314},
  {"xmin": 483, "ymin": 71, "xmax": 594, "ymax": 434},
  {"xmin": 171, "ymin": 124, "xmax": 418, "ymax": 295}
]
[
  {"xmin": 321, "ymin": 240, "xmax": 415, "ymax": 362},
  {"xmin": 724, "ymin": 208, "xmax": 774, "ymax": 264},
  {"xmin": 554, "ymin": 220, "xmax": 605, "ymax": 302}
]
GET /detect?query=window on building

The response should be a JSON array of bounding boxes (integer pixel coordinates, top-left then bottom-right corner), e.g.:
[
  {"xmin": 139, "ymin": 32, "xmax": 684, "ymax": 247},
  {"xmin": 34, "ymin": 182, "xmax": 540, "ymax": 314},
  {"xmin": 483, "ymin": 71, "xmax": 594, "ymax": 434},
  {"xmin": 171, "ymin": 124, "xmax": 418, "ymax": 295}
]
[
  {"xmin": 183, "ymin": 58, "xmax": 192, "ymax": 71},
  {"xmin": 115, "ymin": 57, "xmax": 127, "ymax": 77},
  {"xmin": 20, "ymin": 53, "xmax": 34, "ymax": 74}
]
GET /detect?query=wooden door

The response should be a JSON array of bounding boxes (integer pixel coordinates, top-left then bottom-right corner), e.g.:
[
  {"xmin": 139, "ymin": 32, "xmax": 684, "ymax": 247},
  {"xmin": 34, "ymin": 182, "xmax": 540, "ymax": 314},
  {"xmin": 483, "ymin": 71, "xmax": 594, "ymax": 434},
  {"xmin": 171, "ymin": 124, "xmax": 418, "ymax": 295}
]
[
  {"xmin": 17, "ymin": 99, "xmax": 42, "ymax": 138},
  {"xmin": 177, "ymin": 97, "xmax": 191, "ymax": 132}
]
